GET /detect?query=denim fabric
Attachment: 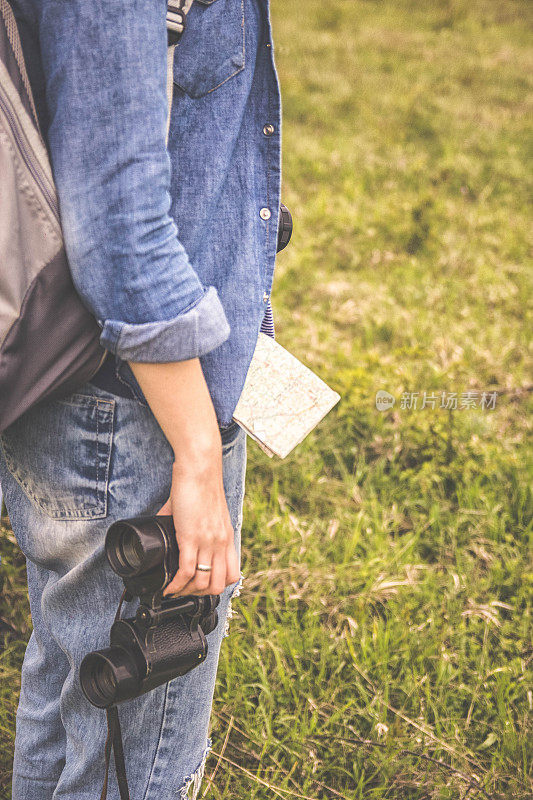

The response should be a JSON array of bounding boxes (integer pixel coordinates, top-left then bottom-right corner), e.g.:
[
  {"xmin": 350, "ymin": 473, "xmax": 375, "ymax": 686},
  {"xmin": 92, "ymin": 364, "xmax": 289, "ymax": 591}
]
[
  {"xmin": 0, "ymin": 382, "xmax": 248, "ymax": 799},
  {"xmin": 10, "ymin": 0, "xmax": 282, "ymax": 427}
]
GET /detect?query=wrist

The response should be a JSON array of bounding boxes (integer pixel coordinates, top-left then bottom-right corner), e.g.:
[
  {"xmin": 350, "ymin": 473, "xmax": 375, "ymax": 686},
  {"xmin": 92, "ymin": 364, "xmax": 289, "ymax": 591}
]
[{"xmin": 169, "ymin": 418, "xmax": 222, "ymax": 470}]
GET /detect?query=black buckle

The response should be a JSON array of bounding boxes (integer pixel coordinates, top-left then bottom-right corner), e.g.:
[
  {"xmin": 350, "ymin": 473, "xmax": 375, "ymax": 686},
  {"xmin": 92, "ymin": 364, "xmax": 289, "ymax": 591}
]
[{"xmin": 167, "ymin": 1, "xmax": 187, "ymax": 45}]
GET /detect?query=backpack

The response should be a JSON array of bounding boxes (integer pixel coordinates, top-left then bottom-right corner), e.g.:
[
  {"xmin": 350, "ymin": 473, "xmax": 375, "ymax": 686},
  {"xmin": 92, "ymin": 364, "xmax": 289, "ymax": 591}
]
[{"xmin": 0, "ymin": 0, "xmax": 190, "ymax": 434}]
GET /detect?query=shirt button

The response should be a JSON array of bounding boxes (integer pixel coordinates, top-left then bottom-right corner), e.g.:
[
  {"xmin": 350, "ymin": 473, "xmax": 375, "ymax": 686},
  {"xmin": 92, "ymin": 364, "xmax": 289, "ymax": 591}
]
[
  {"xmin": 263, "ymin": 123, "xmax": 275, "ymax": 136},
  {"xmin": 260, "ymin": 207, "xmax": 271, "ymax": 221},
  {"xmin": 263, "ymin": 291, "xmax": 269, "ymax": 302}
]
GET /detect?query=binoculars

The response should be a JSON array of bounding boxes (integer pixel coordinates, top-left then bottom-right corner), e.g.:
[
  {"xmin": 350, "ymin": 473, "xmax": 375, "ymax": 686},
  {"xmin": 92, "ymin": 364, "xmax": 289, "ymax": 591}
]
[{"xmin": 79, "ymin": 516, "xmax": 219, "ymax": 709}]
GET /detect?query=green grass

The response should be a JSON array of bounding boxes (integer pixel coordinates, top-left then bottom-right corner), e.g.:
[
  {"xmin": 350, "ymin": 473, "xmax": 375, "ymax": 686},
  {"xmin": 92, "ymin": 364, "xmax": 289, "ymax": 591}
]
[{"xmin": 1, "ymin": 0, "xmax": 532, "ymax": 796}]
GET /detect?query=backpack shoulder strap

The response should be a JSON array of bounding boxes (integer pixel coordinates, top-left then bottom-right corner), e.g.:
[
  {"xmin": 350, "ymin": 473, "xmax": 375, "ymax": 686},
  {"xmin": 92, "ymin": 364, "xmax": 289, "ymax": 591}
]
[
  {"xmin": 0, "ymin": 0, "xmax": 39, "ymax": 131},
  {"xmin": 165, "ymin": 0, "xmax": 194, "ymax": 143}
]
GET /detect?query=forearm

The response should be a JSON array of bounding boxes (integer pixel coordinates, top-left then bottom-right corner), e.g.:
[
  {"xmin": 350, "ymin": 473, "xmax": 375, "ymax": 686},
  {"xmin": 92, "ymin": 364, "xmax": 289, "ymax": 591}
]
[
  {"xmin": 129, "ymin": 358, "xmax": 240, "ymax": 598},
  {"xmin": 128, "ymin": 359, "xmax": 222, "ymax": 464}
]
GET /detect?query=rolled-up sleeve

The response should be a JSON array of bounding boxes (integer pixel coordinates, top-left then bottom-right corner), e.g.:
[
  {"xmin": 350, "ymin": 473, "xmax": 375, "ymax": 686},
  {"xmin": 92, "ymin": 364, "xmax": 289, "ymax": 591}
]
[{"xmin": 35, "ymin": 0, "xmax": 230, "ymax": 362}]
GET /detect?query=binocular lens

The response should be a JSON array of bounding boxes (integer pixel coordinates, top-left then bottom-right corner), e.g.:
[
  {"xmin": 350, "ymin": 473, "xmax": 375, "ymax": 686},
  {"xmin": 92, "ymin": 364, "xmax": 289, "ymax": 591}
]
[
  {"xmin": 80, "ymin": 647, "xmax": 139, "ymax": 708},
  {"xmin": 118, "ymin": 529, "xmax": 144, "ymax": 572},
  {"xmin": 106, "ymin": 518, "xmax": 168, "ymax": 579},
  {"xmin": 93, "ymin": 660, "xmax": 117, "ymax": 703},
  {"xmin": 80, "ymin": 653, "xmax": 120, "ymax": 707}
]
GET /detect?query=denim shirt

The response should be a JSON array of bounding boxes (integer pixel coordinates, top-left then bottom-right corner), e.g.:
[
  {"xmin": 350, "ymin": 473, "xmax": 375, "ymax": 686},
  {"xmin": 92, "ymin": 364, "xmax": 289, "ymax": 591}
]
[{"xmin": 11, "ymin": 0, "xmax": 281, "ymax": 428}]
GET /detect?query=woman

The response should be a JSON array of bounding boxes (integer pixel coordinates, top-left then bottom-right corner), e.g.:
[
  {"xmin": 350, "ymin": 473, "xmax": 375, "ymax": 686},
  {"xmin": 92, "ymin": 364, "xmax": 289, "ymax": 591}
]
[{"xmin": 0, "ymin": 0, "xmax": 281, "ymax": 796}]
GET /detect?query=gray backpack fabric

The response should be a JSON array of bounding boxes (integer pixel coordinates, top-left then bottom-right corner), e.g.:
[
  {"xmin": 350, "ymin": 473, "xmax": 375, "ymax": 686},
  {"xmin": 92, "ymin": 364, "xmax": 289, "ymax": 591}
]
[
  {"xmin": 0, "ymin": 0, "xmax": 106, "ymax": 433},
  {"xmin": 0, "ymin": 0, "xmax": 191, "ymax": 434}
]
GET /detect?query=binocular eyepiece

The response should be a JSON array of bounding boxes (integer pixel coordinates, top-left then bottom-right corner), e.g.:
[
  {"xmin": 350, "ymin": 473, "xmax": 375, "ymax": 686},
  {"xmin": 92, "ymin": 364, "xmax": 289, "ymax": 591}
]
[
  {"xmin": 105, "ymin": 515, "xmax": 179, "ymax": 598},
  {"xmin": 79, "ymin": 516, "xmax": 220, "ymax": 708}
]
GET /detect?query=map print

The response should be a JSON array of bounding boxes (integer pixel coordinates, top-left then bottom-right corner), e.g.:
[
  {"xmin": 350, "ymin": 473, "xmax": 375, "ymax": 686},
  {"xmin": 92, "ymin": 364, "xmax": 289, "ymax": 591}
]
[{"xmin": 232, "ymin": 333, "xmax": 341, "ymax": 458}]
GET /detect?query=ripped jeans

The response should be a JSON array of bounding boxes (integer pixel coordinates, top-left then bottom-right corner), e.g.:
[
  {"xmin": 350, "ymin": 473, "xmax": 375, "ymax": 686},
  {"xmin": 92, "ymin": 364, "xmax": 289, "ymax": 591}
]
[{"xmin": 0, "ymin": 380, "xmax": 247, "ymax": 800}]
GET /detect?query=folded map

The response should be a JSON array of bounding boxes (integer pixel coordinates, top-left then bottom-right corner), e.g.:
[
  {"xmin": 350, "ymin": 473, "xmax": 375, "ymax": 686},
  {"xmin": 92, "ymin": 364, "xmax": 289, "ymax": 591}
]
[{"xmin": 232, "ymin": 332, "xmax": 341, "ymax": 458}]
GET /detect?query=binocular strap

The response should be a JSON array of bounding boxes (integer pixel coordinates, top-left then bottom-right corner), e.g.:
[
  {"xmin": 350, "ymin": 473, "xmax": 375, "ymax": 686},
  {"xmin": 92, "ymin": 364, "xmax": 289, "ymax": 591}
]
[
  {"xmin": 100, "ymin": 706, "xmax": 130, "ymax": 800},
  {"xmin": 99, "ymin": 588, "xmax": 131, "ymax": 800}
]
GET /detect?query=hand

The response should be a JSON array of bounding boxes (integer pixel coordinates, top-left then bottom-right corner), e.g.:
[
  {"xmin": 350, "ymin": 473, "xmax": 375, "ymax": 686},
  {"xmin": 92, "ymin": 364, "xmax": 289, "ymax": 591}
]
[
  {"xmin": 127, "ymin": 358, "xmax": 240, "ymax": 597},
  {"xmin": 157, "ymin": 436, "xmax": 240, "ymax": 597}
]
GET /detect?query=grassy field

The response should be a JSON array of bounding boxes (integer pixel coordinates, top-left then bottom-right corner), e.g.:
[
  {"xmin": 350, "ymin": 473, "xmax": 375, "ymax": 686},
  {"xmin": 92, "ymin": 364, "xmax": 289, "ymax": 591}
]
[{"xmin": 1, "ymin": 0, "xmax": 532, "ymax": 797}]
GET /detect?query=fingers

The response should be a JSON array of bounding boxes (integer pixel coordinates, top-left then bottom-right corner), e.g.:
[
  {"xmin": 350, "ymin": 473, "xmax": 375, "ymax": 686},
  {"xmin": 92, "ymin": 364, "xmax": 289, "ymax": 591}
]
[
  {"xmin": 225, "ymin": 540, "xmax": 241, "ymax": 586},
  {"xmin": 163, "ymin": 547, "xmax": 229, "ymax": 597},
  {"xmin": 163, "ymin": 540, "xmax": 199, "ymax": 597},
  {"xmin": 192, "ymin": 547, "xmax": 227, "ymax": 596},
  {"xmin": 163, "ymin": 522, "xmax": 237, "ymax": 598}
]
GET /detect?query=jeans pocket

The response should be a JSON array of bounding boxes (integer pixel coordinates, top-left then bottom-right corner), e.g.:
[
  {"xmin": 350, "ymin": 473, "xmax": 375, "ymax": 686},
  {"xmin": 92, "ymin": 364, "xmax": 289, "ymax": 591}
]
[
  {"xmin": 173, "ymin": 0, "xmax": 245, "ymax": 98},
  {"xmin": 0, "ymin": 392, "xmax": 115, "ymax": 520}
]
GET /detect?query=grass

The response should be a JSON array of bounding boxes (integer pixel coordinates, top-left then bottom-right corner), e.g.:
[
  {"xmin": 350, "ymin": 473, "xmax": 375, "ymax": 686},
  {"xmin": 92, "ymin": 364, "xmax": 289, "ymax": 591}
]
[{"xmin": 1, "ymin": 0, "xmax": 532, "ymax": 796}]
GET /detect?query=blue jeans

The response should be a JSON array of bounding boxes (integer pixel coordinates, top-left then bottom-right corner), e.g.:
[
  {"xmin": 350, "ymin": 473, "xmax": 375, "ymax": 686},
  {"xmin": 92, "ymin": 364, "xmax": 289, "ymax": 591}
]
[{"xmin": 0, "ymin": 381, "xmax": 247, "ymax": 799}]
